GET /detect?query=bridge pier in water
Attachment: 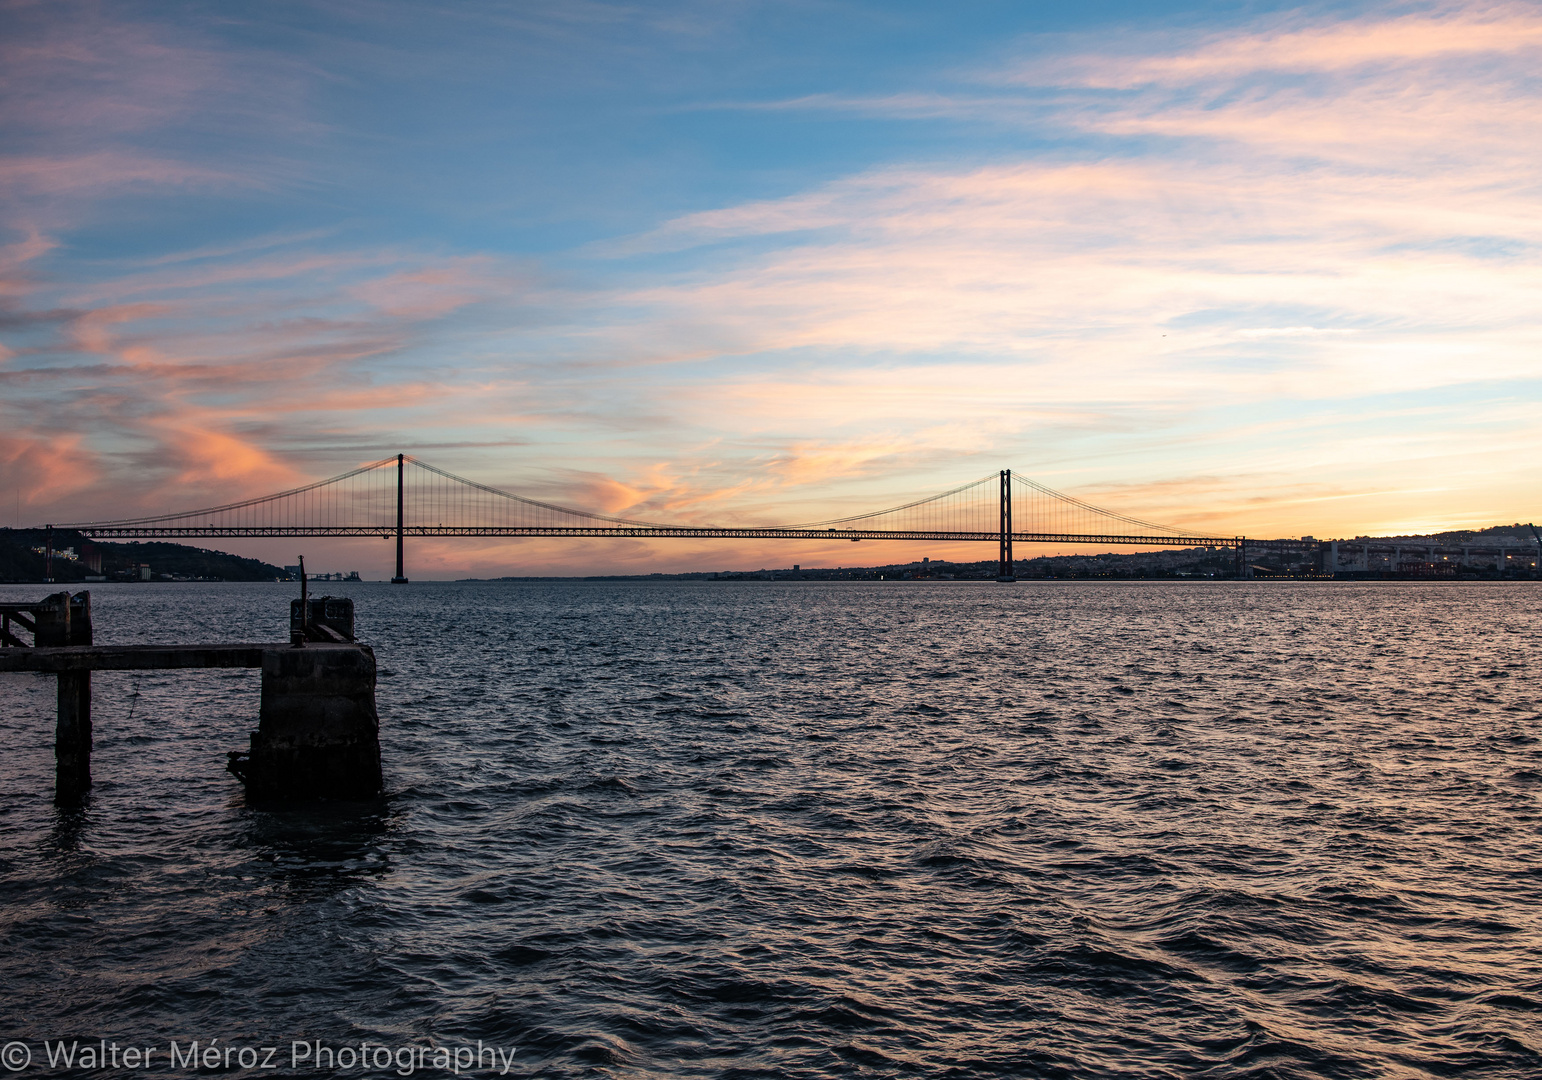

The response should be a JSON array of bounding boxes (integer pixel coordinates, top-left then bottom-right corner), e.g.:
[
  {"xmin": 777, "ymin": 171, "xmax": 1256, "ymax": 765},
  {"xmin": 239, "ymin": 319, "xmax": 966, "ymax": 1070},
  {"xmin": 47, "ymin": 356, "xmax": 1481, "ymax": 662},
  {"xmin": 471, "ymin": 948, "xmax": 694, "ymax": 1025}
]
[
  {"xmin": 0, "ymin": 592, "xmax": 382, "ymax": 806},
  {"xmin": 997, "ymin": 469, "xmax": 1015, "ymax": 581},
  {"xmin": 392, "ymin": 451, "xmax": 409, "ymax": 583}
]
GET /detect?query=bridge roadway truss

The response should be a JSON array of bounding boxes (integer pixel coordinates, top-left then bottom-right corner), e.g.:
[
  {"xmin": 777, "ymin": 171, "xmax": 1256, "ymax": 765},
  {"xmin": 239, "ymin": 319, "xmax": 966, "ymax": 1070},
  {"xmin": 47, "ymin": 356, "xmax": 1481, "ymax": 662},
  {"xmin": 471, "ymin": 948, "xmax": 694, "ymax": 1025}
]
[{"xmin": 71, "ymin": 525, "xmax": 1227, "ymax": 547}]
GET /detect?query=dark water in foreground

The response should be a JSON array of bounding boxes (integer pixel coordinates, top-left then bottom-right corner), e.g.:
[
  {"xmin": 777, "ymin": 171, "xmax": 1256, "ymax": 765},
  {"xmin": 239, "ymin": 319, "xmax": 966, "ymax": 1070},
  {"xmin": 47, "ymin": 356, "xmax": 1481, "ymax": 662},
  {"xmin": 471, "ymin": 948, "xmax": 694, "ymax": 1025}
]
[{"xmin": 2, "ymin": 581, "xmax": 1541, "ymax": 1078}]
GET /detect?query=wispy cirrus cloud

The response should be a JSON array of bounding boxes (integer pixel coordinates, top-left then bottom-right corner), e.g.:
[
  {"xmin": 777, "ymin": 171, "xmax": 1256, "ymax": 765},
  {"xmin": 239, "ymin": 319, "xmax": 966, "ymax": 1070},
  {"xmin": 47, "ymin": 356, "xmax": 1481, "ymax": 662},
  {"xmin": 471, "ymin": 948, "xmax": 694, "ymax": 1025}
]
[
  {"xmin": 0, "ymin": 152, "xmax": 244, "ymax": 197},
  {"xmin": 1023, "ymin": 1, "xmax": 1542, "ymax": 85},
  {"xmin": 519, "ymin": 0, "xmax": 1541, "ymax": 547},
  {"xmin": 0, "ymin": 238, "xmax": 542, "ymax": 517}
]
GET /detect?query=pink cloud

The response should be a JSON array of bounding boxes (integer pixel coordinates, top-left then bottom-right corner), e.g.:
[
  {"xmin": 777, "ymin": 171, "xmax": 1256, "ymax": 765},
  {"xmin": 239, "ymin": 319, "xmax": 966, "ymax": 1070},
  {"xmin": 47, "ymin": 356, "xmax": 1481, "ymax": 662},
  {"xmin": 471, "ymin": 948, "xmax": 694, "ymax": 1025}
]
[
  {"xmin": 0, "ymin": 1, "xmax": 222, "ymax": 134},
  {"xmin": 602, "ymin": 141, "xmax": 1542, "ymax": 395},
  {"xmin": 1053, "ymin": 2, "xmax": 1542, "ymax": 86},
  {"xmin": 66, "ymin": 302, "xmax": 173, "ymax": 354},
  {"xmin": 0, "ymin": 432, "xmax": 99, "ymax": 507},
  {"xmin": 0, "ymin": 152, "xmax": 240, "ymax": 197},
  {"xmin": 0, "ymin": 228, "xmax": 55, "ymax": 289},
  {"xmin": 345, "ymin": 259, "xmax": 513, "ymax": 319}
]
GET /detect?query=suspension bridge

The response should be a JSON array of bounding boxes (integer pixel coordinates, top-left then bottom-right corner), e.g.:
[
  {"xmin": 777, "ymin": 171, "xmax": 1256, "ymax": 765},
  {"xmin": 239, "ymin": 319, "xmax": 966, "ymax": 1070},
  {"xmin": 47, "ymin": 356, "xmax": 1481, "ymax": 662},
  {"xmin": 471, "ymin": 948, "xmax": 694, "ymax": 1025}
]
[{"xmin": 52, "ymin": 454, "xmax": 1241, "ymax": 580}]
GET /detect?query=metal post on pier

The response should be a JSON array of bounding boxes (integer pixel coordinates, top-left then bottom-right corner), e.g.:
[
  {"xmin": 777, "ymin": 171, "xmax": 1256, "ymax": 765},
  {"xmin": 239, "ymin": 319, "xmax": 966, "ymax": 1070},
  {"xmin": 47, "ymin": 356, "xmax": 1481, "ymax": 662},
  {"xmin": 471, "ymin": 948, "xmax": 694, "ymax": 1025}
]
[
  {"xmin": 293, "ymin": 556, "xmax": 309, "ymax": 646},
  {"xmin": 391, "ymin": 453, "xmax": 408, "ymax": 584},
  {"xmin": 44, "ymin": 525, "xmax": 54, "ymax": 583},
  {"xmin": 997, "ymin": 469, "xmax": 1015, "ymax": 581}
]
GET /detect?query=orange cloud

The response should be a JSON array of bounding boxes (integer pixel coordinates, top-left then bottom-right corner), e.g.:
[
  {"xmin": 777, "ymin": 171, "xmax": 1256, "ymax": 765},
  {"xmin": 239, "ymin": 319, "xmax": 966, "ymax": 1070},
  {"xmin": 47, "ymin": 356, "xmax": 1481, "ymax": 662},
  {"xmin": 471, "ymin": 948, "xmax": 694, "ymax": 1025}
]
[
  {"xmin": 149, "ymin": 424, "xmax": 305, "ymax": 491},
  {"xmin": 0, "ymin": 434, "xmax": 99, "ymax": 510}
]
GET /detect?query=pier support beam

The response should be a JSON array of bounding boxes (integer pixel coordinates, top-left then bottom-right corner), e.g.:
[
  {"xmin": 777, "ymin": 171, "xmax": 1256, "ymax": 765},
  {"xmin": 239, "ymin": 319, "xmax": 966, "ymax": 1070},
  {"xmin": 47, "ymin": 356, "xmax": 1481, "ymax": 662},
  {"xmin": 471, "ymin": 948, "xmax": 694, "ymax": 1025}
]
[
  {"xmin": 36, "ymin": 592, "xmax": 94, "ymax": 805},
  {"xmin": 55, "ymin": 671, "xmax": 91, "ymax": 805}
]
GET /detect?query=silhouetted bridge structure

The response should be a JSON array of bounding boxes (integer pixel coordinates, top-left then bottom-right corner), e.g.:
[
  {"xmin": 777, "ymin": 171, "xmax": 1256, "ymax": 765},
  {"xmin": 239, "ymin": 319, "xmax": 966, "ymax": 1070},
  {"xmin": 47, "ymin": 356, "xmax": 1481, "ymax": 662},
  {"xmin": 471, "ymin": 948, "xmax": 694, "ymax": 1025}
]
[{"xmin": 44, "ymin": 455, "xmax": 1539, "ymax": 579}]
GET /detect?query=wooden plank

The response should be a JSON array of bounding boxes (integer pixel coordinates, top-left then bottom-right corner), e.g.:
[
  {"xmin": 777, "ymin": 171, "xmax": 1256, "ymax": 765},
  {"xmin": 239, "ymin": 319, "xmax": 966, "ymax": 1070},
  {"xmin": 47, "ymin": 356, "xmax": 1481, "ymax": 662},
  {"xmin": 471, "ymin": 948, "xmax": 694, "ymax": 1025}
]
[
  {"xmin": 0, "ymin": 644, "xmax": 285, "ymax": 673},
  {"xmin": 0, "ymin": 611, "xmax": 38, "ymax": 635},
  {"xmin": 309, "ymin": 621, "xmax": 349, "ymax": 643}
]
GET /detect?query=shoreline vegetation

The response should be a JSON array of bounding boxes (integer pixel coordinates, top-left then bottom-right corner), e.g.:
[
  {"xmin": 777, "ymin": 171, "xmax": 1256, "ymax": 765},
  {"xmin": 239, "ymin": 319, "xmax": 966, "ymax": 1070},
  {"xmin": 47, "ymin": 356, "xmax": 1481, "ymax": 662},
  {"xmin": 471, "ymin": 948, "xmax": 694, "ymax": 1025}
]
[{"xmin": 0, "ymin": 529, "xmax": 285, "ymax": 584}]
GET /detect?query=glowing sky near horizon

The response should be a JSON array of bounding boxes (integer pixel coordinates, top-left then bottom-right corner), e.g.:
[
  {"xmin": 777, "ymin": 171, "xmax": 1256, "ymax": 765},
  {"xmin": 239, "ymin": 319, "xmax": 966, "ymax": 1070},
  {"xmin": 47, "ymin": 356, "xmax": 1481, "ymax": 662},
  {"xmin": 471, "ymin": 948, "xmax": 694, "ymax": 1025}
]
[{"xmin": 2, "ymin": 0, "xmax": 1540, "ymax": 576}]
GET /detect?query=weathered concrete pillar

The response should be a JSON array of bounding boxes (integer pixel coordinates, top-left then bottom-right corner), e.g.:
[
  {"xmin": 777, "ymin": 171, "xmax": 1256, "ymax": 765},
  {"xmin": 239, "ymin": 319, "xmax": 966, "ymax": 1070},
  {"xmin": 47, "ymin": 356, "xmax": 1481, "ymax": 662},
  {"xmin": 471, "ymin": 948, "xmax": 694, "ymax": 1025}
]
[
  {"xmin": 34, "ymin": 591, "xmax": 78, "ymax": 647},
  {"xmin": 230, "ymin": 644, "xmax": 382, "ymax": 800}
]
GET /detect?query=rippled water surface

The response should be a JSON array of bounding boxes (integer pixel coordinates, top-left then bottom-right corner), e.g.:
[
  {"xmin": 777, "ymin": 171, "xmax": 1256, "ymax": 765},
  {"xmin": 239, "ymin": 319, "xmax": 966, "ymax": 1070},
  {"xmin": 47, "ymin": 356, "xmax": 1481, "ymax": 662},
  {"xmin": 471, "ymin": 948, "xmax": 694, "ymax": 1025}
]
[{"xmin": 3, "ymin": 580, "xmax": 1541, "ymax": 1078}]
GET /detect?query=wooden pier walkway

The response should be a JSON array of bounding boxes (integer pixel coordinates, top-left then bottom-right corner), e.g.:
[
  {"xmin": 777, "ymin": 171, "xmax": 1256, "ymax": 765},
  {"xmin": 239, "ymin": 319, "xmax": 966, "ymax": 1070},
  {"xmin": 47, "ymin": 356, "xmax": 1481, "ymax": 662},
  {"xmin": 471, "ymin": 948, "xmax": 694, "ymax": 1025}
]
[{"xmin": 0, "ymin": 644, "xmax": 273, "ymax": 672}]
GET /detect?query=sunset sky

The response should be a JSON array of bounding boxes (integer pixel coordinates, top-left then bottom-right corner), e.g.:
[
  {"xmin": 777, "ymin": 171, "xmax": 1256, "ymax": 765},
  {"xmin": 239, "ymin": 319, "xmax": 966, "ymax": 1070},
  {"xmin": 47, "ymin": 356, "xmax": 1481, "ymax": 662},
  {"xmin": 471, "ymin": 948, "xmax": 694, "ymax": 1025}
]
[{"xmin": 3, "ymin": 0, "xmax": 1540, "ymax": 576}]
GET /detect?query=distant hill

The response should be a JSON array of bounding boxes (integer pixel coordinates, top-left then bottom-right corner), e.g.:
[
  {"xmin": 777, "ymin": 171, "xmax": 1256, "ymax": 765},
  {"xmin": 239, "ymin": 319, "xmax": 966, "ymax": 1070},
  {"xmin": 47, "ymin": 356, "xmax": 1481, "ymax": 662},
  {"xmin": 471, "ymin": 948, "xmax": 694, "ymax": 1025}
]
[
  {"xmin": 1430, "ymin": 524, "xmax": 1538, "ymax": 545},
  {"xmin": 0, "ymin": 529, "xmax": 285, "ymax": 583}
]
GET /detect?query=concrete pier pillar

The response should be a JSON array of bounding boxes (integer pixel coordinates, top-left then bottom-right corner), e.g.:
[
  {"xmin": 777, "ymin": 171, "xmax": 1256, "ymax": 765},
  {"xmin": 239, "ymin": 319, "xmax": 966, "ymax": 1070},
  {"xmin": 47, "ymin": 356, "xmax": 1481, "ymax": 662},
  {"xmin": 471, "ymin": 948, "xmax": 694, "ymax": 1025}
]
[{"xmin": 230, "ymin": 645, "xmax": 382, "ymax": 800}]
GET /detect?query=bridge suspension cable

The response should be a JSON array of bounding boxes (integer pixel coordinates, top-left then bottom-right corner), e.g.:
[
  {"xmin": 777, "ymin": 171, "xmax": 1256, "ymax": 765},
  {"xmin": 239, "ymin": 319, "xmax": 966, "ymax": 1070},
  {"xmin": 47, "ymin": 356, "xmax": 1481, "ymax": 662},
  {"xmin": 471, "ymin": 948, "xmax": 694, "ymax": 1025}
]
[
  {"xmin": 53, "ymin": 455, "xmax": 1231, "ymax": 579},
  {"xmin": 1011, "ymin": 473, "xmax": 1190, "ymax": 539},
  {"xmin": 786, "ymin": 473, "xmax": 1000, "ymax": 533}
]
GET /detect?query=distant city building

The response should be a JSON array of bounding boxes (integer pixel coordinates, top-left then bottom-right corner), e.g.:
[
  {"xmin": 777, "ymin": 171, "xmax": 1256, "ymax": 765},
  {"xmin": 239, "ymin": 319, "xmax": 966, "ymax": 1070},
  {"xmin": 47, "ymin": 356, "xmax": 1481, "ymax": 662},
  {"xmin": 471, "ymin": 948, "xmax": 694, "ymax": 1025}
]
[{"xmin": 31, "ymin": 545, "xmax": 80, "ymax": 561}]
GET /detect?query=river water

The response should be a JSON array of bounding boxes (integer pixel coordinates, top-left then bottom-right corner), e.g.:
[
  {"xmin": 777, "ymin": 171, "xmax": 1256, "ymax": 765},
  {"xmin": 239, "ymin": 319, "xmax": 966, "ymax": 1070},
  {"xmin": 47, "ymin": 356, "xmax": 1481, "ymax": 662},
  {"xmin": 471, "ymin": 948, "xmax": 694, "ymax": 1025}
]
[{"xmin": 1, "ymin": 580, "xmax": 1540, "ymax": 1078}]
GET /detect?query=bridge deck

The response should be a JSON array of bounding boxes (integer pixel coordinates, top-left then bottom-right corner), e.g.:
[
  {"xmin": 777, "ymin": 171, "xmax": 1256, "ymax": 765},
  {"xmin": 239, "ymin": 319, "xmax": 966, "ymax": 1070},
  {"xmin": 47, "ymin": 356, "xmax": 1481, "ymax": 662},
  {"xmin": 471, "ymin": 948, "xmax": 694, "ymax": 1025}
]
[{"xmin": 73, "ymin": 525, "xmax": 1231, "ymax": 546}]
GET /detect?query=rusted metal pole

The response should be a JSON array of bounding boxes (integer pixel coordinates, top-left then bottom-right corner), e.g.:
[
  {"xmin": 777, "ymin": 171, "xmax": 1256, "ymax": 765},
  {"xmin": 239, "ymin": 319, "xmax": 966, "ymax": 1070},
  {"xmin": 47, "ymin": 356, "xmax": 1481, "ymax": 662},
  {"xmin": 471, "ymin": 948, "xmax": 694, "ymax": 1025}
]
[{"xmin": 293, "ymin": 556, "xmax": 309, "ymax": 647}]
